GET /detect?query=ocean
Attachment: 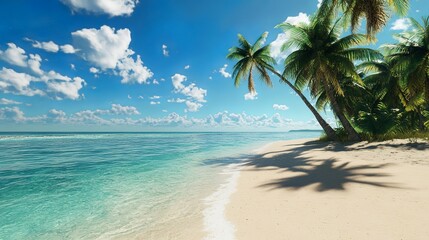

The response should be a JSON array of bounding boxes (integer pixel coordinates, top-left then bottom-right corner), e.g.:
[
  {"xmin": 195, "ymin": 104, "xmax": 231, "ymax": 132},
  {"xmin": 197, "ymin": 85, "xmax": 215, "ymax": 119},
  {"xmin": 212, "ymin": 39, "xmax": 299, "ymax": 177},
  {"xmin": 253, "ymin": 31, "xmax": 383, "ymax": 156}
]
[{"xmin": 0, "ymin": 132, "xmax": 321, "ymax": 239}]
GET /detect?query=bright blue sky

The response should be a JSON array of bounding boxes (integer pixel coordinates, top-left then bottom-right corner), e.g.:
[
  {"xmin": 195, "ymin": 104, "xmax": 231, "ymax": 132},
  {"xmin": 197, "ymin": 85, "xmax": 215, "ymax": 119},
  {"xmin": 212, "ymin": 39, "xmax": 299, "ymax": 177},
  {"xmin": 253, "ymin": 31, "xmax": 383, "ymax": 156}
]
[{"xmin": 0, "ymin": 0, "xmax": 427, "ymax": 131}]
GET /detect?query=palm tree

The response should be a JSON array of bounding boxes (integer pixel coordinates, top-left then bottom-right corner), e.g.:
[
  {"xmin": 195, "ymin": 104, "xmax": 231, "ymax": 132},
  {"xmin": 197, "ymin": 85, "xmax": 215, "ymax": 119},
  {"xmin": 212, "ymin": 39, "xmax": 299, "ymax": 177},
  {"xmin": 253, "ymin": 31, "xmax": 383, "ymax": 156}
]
[
  {"xmin": 357, "ymin": 59, "xmax": 406, "ymax": 108},
  {"xmin": 279, "ymin": 17, "xmax": 383, "ymax": 141},
  {"xmin": 227, "ymin": 32, "xmax": 338, "ymax": 140},
  {"xmin": 383, "ymin": 17, "xmax": 429, "ymax": 102},
  {"xmin": 318, "ymin": 0, "xmax": 409, "ymax": 36},
  {"xmin": 382, "ymin": 17, "xmax": 429, "ymax": 129}
]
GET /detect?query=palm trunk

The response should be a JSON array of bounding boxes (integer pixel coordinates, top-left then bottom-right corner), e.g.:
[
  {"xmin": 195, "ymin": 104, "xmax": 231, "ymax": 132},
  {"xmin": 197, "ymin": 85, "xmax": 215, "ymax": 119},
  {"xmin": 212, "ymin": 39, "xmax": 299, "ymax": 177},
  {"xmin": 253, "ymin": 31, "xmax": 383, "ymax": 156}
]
[
  {"xmin": 417, "ymin": 108, "xmax": 425, "ymax": 131},
  {"xmin": 323, "ymin": 81, "xmax": 361, "ymax": 141},
  {"xmin": 270, "ymin": 70, "xmax": 338, "ymax": 141}
]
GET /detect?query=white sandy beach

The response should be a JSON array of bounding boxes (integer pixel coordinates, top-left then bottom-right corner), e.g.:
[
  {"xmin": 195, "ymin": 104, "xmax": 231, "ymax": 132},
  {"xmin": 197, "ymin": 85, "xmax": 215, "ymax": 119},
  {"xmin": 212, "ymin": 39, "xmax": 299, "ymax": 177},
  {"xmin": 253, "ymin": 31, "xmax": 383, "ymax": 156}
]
[{"xmin": 227, "ymin": 138, "xmax": 429, "ymax": 240}]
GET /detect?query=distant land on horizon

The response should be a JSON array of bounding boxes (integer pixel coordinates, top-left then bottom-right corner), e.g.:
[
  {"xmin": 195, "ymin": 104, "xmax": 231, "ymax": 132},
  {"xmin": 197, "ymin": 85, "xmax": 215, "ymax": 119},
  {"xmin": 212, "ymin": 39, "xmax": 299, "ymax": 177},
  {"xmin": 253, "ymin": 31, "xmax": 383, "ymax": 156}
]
[{"xmin": 289, "ymin": 129, "xmax": 323, "ymax": 132}]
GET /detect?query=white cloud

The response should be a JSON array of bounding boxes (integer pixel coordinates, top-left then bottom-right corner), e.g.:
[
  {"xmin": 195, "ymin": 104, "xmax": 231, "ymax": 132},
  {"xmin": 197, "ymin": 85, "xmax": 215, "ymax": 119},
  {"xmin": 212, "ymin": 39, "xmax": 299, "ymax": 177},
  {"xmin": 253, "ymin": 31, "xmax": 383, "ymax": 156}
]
[
  {"xmin": 150, "ymin": 101, "xmax": 160, "ymax": 105},
  {"xmin": 273, "ymin": 104, "xmax": 289, "ymax": 111},
  {"xmin": 138, "ymin": 95, "xmax": 144, "ymax": 99},
  {"xmin": 32, "ymin": 40, "xmax": 59, "ymax": 52},
  {"xmin": 46, "ymin": 76, "xmax": 86, "ymax": 100},
  {"xmin": 171, "ymin": 73, "xmax": 207, "ymax": 102},
  {"xmin": 184, "ymin": 65, "xmax": 190, "ymax": 69},
  {"xmin": 150, "ymin": 95, "xmax": 160, "ymax": 99},
  {"xmin": 71, "ymin": 64, "xmax": 76, "ymax": 70},
  {"xmin": 270, "ymin": 13, "xmax": 310, "ymax": 61},
  {"xmin": 219, "ymin": 64, "xmax": 231, "ymax": 78},
  {"xmin": 162, "ymin": 44, "xmax": 169, "ymax": 56},
  {"xmin": 0, "ymin": 107, "xmax": 322, "ymax": 130},
  {"xmin": 28, "ymin": 54, "xmax": 43, "ymax": 75},
  {"xmin": 185, "ymin": 101, "xmax": 202, "ymax": 112},
  {"xmin": 284, "ymin": 12, "xmax": 310, "ymax": 25},
  {"xmin": 167, "ymin": 98, "xmax": 186, "ymax": 103},
  {"xmin": 89, "ymin": 67, "xmax": 99, "ymax": 73},
  {"xmin": 0, "ymin": 43, "xmax": 28, "ymax": 67},
  {"xmin": 127, "ymin": 94, "xmax": 132, "ymax": 99},
  {"xmin": 72, "ymin": 25, "xmax": 131, "ymax": 69},
  {"xmin": 171, "ymin": 74, "xmax": 207, "ymax": 112},
  {"xmin": 60, "ymin": 44, "xmax": 77, "ymax": 54},
  {"xmin": 117, "ymin": 54, "xmax": 153, "ymax": 84},
  {"xmin": 0, "ymin": 98, "xmax": 22, "ymax": 105},
  {"xmin": 152, "ymin": 79, "xmax": 159, "ymax": 84},
  {"xmin": 0, "ymin": 106, "xmax": 26, "ymax": 122},
  {"xmin": 109, "ymin": 104, "xmax": 139, "ymax": 115},
  {"xmin": 391, "ymin": 18, "xmax": 411, "ymax": 31},
  {"xmin": 270, "ymin": 33, "xmax": 290, "ymax": 61},
  {"xmin": 0, "ymin": 43, "xmax": 43, "ymax": 75},
  {"xmin": 0, "ymin": 66, "xmax": 86, "ymax": 100},
  {"xmin": 61, "ymin": 0, "xmax": 139, "ymax": 17},
  {"xmin": 317, "ymin": 0, "xmax": 323, "ymax": 8},
  {"xmin": 244, "ymin": 91, "xmax": 258, "ymax": 100},
  {"xmin": 71, "ymin": 25, "xmax": 153, "ymax": 84},
  {"xmin": 25, "ymin": 38, "xmax": 77, "ymax": 54},
  {"xmin": 0, "ymin": 106, "xmax": 46, "ymax": 122},
  {"xmin": 0, "ymin": 67, "xmax": 43, "ymax": 97}
]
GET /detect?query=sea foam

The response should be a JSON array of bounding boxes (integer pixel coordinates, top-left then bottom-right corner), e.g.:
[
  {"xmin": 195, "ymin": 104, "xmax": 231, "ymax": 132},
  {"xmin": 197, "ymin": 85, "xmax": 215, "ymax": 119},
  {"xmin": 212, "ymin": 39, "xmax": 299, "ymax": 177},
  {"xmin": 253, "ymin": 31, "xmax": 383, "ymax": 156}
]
[{"xmin": 203, "ymin": 161, "xmax": 244, "ymax": 240}]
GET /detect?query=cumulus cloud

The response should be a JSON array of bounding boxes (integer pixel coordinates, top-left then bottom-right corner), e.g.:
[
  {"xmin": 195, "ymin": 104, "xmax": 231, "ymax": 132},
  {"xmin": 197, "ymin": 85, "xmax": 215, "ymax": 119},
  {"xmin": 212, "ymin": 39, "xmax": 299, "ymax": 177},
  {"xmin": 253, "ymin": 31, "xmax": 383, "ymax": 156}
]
[
  {"xmin": 162, "ymin": 44, "xmax": 169, "ymax": 56},
  {"xmin": 0, "ymin": 43, "xmax": 28, "ymax": 67},
  {"xmin": 391, "ymin": 18, "xmax": 411, "ymax": 31},
  {"xmin": 72, "ymin": 25, "xmax": 131, "ymax": 69},
  {"xmin": 171, "ymin": 74, "xmax": 207, "ymax": 102},
  {"xmin": 0, "ymin": 98, "xmax": 22, "ymax": 105},
  {"xmin": 89, "ymin": 67, "xmax": 99, "ymax": 74},
  {"xmin": 0, "ymin": 107, "xmax": 322, "ymax": 130},
  {"xmin": 117, "ymin": 54, "xmax": 153, "ymax": 84},
  {"xmin": 150, "ymin": 101, "xmax": 161, "ymax": 105},
  {"xmin": 32, "ymin": 40, "xmax": 59, "ymax": 52},
  {"xmin": 0, "ymin": 43, "xmax": 44, "ymax": 75},
  {"xmin": 71, "ymin": 25, "xmax": 153, "ymax": 84},
  {"xmin": 60, "ymin": 44, "xmax": 77, "ymax": 54},
  {"xmin": 61, "ymin": 0, "xmax": 139, "ymax": 17},
  {"xmin": 46, "ymin": 76, "xmax": 86, "ymax": 100},
  {"xmin": 0, "ymin": 60, "xmax": 85, "ymax": 100},
  {"xmin": 185, "ymin": 101, "xmax": 202, "ymax": 112},
  {"xmin": 0, "ymin": 106, "xmax": 46, "ymax": 122},
  {"xmin": 25, "ymin": 38, "xmax": 77, "ymax": 54},
  {"xmin": 273, "ymin": 104, "xmax": 289, "ymax": 111},
  {"xmin": 109, "ymin": 104, "xmax": 140, "ymax": 115},
  {"xmin": 0, "ymin": 68, "xmax": 44, "ymax": 97},
  {"xmin": 150, "ymin": 95, "xmax": 161, "ymax": 99},
  {"xmin": 171, "ymin": 74, "xmax": 207, "ymax": 112},
  {"xmin": 219, "ymin": 64, "xmax": 231, "ymax": 78},
  {"xmin": 184, "ymin": 65, "xmax": 190, "ymax": 70},
  {"xmin": 167, "ymin": 98, "xmax": 186, "ymax": 103},
  {"xmin": 244, "ymin": 91, "xmax": 258, "ymax": 100},
  {"xmin": 270, "ymin": 12, "xmax": 310, "ymax": 61}
]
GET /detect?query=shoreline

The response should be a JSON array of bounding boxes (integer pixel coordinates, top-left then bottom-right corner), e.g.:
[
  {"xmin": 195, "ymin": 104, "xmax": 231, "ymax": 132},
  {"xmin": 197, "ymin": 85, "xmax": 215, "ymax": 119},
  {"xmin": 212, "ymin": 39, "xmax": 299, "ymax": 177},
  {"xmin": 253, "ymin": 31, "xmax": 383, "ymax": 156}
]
[{"xmin": 226, "ymin": 138, "xmax": 429, "ymax": 240}]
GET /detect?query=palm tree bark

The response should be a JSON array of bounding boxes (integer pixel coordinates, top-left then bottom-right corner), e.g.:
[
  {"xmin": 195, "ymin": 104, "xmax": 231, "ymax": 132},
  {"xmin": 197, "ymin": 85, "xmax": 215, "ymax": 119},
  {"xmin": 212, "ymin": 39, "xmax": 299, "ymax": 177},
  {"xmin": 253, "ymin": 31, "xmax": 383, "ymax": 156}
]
[
  {"xmin": 270, "ymin": 70, "xmax": 338, "ymax": 141},
  {"xmin": 322, "ymin": 81, "xmax": 361, "ymax": 141}
]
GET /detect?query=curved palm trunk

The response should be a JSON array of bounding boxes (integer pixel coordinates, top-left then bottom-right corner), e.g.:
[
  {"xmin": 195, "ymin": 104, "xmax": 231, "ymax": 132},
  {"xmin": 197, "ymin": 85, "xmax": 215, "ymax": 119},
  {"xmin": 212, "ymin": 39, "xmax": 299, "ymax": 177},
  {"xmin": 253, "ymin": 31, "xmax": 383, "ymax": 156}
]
[
  {"xmin": 270, "ymin": 70, "xmax": 338, "ymax": 141},
  {"xmin": 323, "ymin": 82, "xmax": 361, "ymax": 141}
]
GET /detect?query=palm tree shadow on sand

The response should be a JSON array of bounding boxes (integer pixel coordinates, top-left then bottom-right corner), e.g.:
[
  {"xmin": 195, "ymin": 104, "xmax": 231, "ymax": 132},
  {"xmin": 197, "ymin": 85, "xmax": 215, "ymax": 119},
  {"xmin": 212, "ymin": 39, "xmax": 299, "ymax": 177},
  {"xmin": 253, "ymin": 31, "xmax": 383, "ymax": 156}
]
[
  {"xmin": 203, "ymin": 140, "xmax": 401, "ymax": 192},
  {"xmin": 259, "ymin": 159, "xmax": 395, "ymax": 192}
]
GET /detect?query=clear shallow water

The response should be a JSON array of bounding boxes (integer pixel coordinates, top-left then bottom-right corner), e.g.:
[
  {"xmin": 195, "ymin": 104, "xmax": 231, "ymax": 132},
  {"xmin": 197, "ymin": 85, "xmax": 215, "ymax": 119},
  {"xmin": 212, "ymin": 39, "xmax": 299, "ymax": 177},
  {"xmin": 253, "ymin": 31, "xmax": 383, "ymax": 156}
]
[{"xmin": 0, "ymin": 132, "xmax": 321, "ymax": 239}]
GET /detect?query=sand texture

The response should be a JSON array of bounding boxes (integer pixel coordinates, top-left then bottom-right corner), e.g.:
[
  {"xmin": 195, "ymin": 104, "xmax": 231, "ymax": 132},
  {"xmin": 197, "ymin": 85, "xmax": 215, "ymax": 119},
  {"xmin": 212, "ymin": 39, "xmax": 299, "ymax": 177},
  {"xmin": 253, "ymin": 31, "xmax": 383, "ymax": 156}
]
[{"xmin": 227, "ymin": 139, "xmax": 429, "ymax": 240}]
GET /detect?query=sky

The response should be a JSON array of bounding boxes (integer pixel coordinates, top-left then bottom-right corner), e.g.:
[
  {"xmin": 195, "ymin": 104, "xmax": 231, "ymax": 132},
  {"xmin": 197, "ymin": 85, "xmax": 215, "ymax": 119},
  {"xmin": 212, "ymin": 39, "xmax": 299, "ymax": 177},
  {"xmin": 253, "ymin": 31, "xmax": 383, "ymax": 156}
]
[{"xmin": 0, "ymin": 0, "xmax": 427, "ymax": 132}]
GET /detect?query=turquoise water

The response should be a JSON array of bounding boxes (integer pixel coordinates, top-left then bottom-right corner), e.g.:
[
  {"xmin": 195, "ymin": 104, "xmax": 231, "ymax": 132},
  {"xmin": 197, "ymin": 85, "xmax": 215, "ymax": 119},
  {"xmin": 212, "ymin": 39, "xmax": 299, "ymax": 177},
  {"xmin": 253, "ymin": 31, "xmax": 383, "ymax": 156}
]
[{"xmin": 0, "ymin": 132, "xmax": 321, "ymax": 239}]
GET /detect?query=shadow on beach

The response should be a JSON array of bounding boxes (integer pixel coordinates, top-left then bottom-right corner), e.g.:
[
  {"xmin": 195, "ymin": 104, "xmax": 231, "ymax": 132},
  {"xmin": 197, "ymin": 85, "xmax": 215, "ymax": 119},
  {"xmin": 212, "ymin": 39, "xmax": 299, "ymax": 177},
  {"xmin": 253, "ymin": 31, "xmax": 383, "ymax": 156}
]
[{"xmin": 203, "ymin": 140, "xmax": 404, "ymax": 192}]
